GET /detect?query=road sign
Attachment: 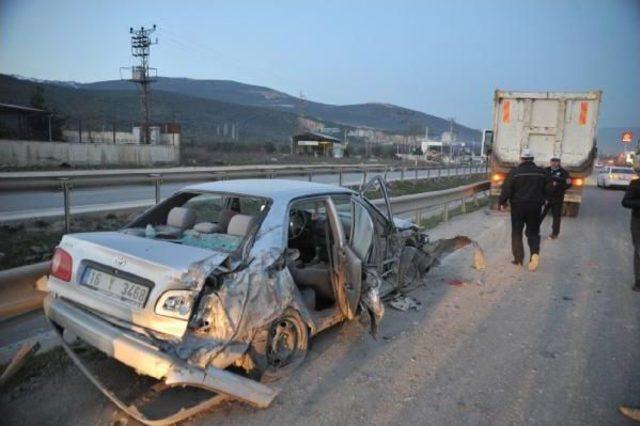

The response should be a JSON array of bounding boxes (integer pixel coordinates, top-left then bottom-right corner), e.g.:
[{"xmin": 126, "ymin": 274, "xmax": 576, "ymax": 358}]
[{"xmin": 622, "ymin": 131, "xmax": 634, "ymax": 144}]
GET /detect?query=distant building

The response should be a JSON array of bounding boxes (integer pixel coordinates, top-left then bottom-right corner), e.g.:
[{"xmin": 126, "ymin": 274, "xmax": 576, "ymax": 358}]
[
  {"xmin": 293, "ymin": 131, "xmax": 345, "ymax": 158},
  {"xmin": 62, "ymin": 123, "xmax": 181, "ymax": 146},
  {"xmin": 0, "ymin": 102, "xmax": 54, "ymax": 141}
]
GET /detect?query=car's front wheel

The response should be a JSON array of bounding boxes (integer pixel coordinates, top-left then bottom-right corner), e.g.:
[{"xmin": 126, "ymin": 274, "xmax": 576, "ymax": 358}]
[{"xmin": 245, "ymin": 308, "xmax": 309, "ymax": 382}]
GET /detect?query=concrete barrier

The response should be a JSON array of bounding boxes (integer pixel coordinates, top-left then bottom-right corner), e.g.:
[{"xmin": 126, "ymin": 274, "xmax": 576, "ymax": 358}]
[{"xmin": 0, "ymin": 139, "xmax": 180, "ymax": 167}]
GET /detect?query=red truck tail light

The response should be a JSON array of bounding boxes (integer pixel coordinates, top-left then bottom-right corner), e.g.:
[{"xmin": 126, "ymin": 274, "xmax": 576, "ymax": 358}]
[
  {"xmin": 492, "ymin": 173, "xmax": 505, "ymax": 182},
  {"xmin": 50, "ymin": 248, "xmax": 73, "ymax": 282},
  {"xmin": 573, "ymin": 178, "xmax": 584, "ymax": 186}
]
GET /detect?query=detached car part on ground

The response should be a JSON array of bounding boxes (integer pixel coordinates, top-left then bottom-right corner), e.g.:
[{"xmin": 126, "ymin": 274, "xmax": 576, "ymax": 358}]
[{"xmin": 42, "ymin": 178, "xmax": 484, "ymax": 425}]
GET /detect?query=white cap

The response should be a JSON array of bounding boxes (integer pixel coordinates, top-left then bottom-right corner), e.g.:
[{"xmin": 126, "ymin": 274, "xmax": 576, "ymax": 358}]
[{"xmin": 520, "ymin": 148, "xmax": 534, "ymax": 159}]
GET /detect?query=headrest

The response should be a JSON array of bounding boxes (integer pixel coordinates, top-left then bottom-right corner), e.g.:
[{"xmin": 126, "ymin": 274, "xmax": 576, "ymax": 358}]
[
  {"xmin": 167, "ymin": 207, "xmax": 196, "ymax": 229},
  {"xmin": 193, "ymin": 222, "xmax": 220, "ymax": 234},
  {"xmin": 227, "ymin": 214, "xmax": 254, "ymax": 237},
  {"xmin": 218, "ymin": 209, "xmax": 239, "ymax": 232}
]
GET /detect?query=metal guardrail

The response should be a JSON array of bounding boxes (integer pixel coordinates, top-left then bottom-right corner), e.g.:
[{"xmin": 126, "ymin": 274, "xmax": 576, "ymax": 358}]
[
  {"xmin": 373, "ymin": 180, "xmax": 491, "ymax": 223},
  {"xmin": 0, "ymin": 162, "xmax": 487, "ymax": 230},
  {"xmin": 0, "ymin": 179, "xmax": 489, "ymax": 321},
  {"xmin": 0, "ymin": 163, "xmax": 486, "ymax": 191}
]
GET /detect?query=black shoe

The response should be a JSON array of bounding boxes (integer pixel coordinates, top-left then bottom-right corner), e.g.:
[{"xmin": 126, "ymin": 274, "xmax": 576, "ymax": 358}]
[
  {"xmin": 633, "ymin": 285, "xmax": 640, "ymax": 292},
  {"xmin": 511, "ymin": 260, "xmax": 522, "ymax": 268},
  {"xmin": 547, "ymin": 234, "xmax": 558, "ymax": 240}
]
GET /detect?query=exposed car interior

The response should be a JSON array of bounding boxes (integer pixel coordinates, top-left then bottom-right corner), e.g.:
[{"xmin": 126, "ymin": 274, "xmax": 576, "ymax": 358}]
[
  {"xmin": 286, "ymin": 198, "xmax": 338, "ymax": 312},
  {"xmin": 124, "ymin": 191, "xmax": 269, "ymax": 252},
  {"xmin": 285, "ymin": 195, "xmax": 375, "ymax": 313}
]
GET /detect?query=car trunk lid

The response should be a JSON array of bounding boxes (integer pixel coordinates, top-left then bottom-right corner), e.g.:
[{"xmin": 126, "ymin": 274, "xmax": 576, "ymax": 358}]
[{"xmin": 49, "ymin": 231, "xmax": 229, "ymax": 338}]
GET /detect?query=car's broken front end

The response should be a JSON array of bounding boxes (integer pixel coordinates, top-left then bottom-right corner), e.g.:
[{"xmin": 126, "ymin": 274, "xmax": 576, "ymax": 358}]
[
  {"xmin": 42, "ymin": 179, "xmax": 486, "ymax": 425},
  {"xmin": 42, "ymin": 190, "xmax": 301, "ymax": 424}
]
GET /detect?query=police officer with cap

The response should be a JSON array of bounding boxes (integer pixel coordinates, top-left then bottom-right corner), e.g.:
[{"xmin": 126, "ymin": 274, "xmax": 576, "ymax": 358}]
[
  {"xmin": 542, "ymin": 156, "xmax": 572, "ymax": 239},
  {"xmin": 499, "ymin": 149, "xmax": 552, "ymax": 271}
]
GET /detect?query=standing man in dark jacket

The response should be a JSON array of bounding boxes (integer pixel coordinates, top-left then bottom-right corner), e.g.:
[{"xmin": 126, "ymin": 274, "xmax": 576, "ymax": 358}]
[
  {"xmin": 542, "ymin": 157, "xmax": 572, "ymax": 239},
  {"xmin": 499, "ymin": 149, "xmax": 552, "ymax": 271},
  {"xmin": 621, "ymin": 170, "xmax": 640, "ymax": 292}
]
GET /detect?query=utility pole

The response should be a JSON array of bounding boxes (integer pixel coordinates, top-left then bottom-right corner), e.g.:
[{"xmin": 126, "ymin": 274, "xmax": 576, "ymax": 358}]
[
  {"xmin": 126, "ymin": 25, "xmax": 157, "ymax": 144},
  {"xmin": 448, "ymin": 118, "xmax": 456, "ymax": 160}
]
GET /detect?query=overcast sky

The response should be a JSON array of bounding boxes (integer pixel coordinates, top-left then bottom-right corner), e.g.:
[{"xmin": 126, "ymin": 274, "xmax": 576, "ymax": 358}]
[{"xmin": 1, "ymin": 0, "xmax": 638, "ymax": 130}]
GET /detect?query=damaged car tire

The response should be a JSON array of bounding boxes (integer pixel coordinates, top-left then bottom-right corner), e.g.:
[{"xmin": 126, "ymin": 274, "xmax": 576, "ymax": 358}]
[{"xmin": 246, "ymin": 308, "xmax": 309, "ymax": 382}]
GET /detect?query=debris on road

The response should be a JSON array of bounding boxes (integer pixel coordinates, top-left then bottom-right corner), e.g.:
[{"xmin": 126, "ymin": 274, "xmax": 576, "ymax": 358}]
[
  {"xmin": 619, "ymin": 405, "xmax": 640, "ymax": 422},
  {"xmin": 388, "ymin": 294, "xmax": 423, "ymax": 312},
  {"xmin": 0, "ymin": 341, "xmax": 40, "ymax": 387}
]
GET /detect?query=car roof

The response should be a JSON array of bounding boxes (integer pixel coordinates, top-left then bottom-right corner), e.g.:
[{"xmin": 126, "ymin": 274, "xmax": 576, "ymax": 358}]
[{"xmin": 183, "ymin": 179, "xmax": 354, "ymax": 200}]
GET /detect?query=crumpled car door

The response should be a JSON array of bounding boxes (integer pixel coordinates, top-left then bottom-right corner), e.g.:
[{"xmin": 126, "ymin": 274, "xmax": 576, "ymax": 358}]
[{"xmin": 325, "ymin": 198, "xmax": 362, "ymax": 320}]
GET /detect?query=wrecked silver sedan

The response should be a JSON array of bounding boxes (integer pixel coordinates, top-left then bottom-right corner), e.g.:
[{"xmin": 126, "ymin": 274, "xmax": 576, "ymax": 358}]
[{"xmin": 43, "ymin": 178, "xmax": 482, "ymax": 424}]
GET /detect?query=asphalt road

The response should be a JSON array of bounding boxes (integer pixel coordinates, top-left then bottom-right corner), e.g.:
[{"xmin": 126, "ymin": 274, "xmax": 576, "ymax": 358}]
[
  {"xmin": 0, "ymin": 166, "xmax": 482, "ymax": 220},
  {"xmin": 1, "ymin": 183, "xmax": 639, "ymax": 425}
]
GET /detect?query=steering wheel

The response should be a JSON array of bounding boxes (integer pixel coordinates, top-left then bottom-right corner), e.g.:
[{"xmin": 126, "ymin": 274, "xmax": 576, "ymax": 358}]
[{"xmin": 288, "ymin": 209, "xmax": 308, "ymax": 240}]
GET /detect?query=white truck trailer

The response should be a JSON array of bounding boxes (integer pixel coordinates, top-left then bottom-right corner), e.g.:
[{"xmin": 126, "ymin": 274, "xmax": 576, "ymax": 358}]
[{"xmin": 488, "ymin": 90, "xmax": 602, "ymax": 216}]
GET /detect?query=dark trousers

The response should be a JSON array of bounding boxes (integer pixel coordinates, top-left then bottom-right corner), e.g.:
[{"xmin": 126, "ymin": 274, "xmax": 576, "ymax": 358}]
[
  {"xmin": 511, "ymin": 203, "xmax": 542, "ymax": 263},
  {"xmin": 631, "ymin": 216, "xmax": 640, "ymax": 286},
  {"xmin": 542, "ymin": 196, "xmax": 564, "ymax": 236}
]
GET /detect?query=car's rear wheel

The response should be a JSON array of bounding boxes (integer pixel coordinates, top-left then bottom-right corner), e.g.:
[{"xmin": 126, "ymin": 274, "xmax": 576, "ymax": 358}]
[{"xmin": 245, "ymin": 308, "xmax": 308, "ymax": 382}]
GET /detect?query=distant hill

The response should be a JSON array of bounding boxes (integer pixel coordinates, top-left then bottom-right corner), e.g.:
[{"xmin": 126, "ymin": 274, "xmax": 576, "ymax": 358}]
[
  {"xmin": 75, "ymin": 76, "xmax": 481, "ymax": 142},
  {"xmin": 1, "ymin": 74, "xmax": 481, "ymax": 145},
  {"xmin": 598, "ymin": 127, "xmax": 640, "ymax": 155},
  {"xmin": 0, "ymin": 74, "xmax": 302, "ymax": 143}
]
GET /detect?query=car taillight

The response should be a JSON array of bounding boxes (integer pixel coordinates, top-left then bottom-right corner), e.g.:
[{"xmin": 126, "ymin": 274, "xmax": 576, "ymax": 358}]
[
  {"xmin": 492, "ymin": 173, "xmax": 505, "ymax": 182},
  {"xmin": 573, "ymin": 178, "xmax": 584, "ymax": 186},
  {"xmin": 50, "ymin": 248, "xmax": 73, "ymax": 282}
]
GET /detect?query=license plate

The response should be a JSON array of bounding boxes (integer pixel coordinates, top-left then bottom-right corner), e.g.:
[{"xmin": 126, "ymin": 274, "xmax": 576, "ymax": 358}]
[{"xmin": 81, "ymin": 268, "xmax": 149, "ymax": 308}]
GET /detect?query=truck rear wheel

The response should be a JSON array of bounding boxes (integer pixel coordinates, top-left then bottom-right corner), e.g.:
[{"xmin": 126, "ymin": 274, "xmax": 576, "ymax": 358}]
[{"xmin": 563, "ymin": 202, "xmax": 580, "ymax": 217}]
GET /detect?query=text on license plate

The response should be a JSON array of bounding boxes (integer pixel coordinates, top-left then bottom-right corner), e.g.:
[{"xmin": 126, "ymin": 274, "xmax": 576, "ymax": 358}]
[{"xmin": 81, "ymin": 268, "xmax": 149, "ymax": 308}]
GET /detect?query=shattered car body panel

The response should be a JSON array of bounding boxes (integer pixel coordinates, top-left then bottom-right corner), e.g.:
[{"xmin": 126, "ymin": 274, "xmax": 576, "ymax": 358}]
[{"xmin": 43, "ymin": 178, "xmax": 484, "ymax": 424}]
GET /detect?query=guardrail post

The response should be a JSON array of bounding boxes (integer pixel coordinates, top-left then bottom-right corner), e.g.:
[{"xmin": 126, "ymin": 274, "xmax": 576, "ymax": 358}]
[
  {"xmin": 443, "ymin": 202, "xmax": 449, "ymax": 222},
  {"xmin": 338, "ymin": 168, "xmax": 343, "ymax": 186},
  {"xmin": 362, "ymin": 169, "xmax": 368, "ymax": 188},
  {"xmin": 401, "ymin": 167, "xmax": 405, "ymax": 181},
  {"xmin": 383, "ymin": 167, "xmax": 388, "ymax": 182},
  {"xmin": 414, "ymin": 208, "xmax": 422, "ymax": 225},
  {"xmin": 149, "ymin": 173, "xmax": 161, "ymax": 204},
  {"xmin": 59, "ymin": 178, "xmax": 71, "ymax": 233},
  {"xmin": 308, "ymin": 171, "xmax": 313, "ymax": 182},
  {"xmin": 461, "ymin": 197, "xmax": 467, "ymax": 213},
  {"xmin": 414, "ymin": 166, "xmax": 418, "ymax": 182},
  {"xmin": 473, "ymin": 192, "xmax": 479, "ymax": 207}
]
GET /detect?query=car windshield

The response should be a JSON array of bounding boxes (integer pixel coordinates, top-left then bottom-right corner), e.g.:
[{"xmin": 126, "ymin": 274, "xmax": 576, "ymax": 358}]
[
  {"xmin": 124, "ymin": 191, "xmax": 270, "ymax": 253},
  {"xmin": 612, "ymin": 168, "xmax": 634, "ymax": 174}
]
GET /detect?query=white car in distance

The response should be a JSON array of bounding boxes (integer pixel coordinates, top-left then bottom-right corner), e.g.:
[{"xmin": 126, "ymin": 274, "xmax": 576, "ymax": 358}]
[{"xmin": 596, "ymin": 166, "xmax": 637, "ymax": 188}]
